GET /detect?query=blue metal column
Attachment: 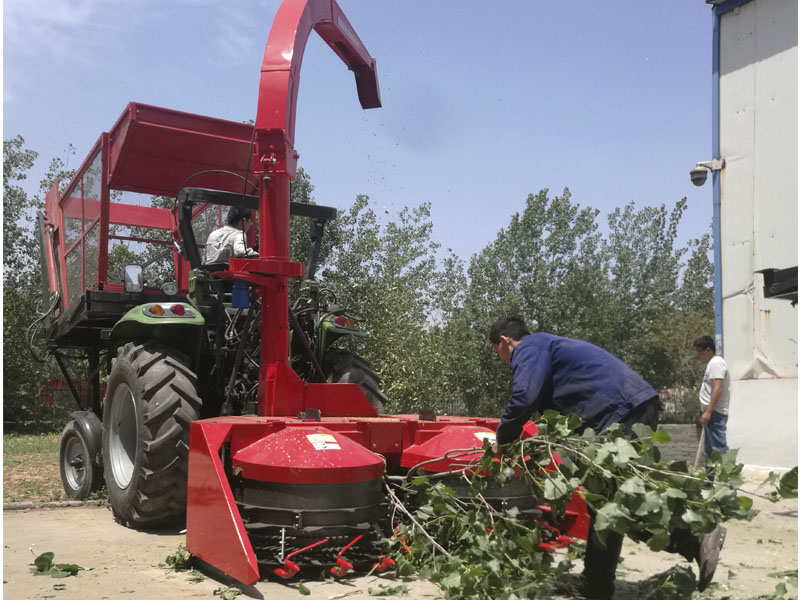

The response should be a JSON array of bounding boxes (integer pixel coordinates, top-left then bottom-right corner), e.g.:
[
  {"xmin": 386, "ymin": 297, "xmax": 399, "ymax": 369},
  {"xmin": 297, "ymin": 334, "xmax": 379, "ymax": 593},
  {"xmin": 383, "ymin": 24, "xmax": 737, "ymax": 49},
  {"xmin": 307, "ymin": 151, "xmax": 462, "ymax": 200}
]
[{"xmin": 711, "ymin": 6, "xmax": 724, "ymax": 356}]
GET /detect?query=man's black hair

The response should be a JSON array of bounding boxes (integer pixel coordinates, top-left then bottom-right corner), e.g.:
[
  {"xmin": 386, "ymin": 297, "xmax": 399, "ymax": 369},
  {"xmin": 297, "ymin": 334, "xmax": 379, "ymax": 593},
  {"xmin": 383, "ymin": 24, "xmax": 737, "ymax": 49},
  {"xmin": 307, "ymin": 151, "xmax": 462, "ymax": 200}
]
[
  {"xmin": 226, "ymin": 206, "xmax": 253, "ymax": 227},
  {"xmin": 489, "ymin": 316, "xmax": 531, "ymax": 344},
  {"xmin": 692, "ymin": 335, "xmax": 716, "ymax": 354}
]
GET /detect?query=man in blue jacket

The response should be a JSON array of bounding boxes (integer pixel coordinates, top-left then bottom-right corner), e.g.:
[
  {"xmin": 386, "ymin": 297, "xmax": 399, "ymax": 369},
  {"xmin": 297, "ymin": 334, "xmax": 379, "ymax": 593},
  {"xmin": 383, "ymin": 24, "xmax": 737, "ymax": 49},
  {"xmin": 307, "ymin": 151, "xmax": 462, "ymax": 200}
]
[{"xmin": 489, "ymin": 316, "xmax": 726, "ymax": 599}]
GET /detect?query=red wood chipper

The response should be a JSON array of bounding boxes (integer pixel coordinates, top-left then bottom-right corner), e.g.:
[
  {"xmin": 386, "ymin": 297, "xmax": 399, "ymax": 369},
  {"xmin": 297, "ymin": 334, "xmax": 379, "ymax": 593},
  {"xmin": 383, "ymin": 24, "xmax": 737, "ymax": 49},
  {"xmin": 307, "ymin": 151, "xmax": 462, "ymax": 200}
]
[{"xmin": 36, "ymin": 0, "xmax": 589, "ymax": 586}]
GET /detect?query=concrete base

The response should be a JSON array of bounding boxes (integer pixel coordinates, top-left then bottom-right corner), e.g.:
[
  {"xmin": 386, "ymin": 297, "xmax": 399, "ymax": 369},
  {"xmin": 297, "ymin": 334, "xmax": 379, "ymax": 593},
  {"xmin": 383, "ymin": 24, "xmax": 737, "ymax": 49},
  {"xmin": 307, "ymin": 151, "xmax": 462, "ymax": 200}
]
[{"xmin": 727, "ymin": 377, "xmax": 798, "ymax": 469}]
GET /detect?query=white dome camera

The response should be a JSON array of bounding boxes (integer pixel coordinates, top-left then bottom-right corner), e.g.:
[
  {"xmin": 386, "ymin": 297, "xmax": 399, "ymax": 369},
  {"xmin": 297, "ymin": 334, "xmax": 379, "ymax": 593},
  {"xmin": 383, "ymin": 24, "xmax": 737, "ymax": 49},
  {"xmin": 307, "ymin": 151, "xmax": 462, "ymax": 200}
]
[
  {"xmin": 689, "ymin": 159, "xmax": 724, "ymax": 187},
  {"xmin": 690, "ymin": 166, "xmax": 709, "ymax": 187}
]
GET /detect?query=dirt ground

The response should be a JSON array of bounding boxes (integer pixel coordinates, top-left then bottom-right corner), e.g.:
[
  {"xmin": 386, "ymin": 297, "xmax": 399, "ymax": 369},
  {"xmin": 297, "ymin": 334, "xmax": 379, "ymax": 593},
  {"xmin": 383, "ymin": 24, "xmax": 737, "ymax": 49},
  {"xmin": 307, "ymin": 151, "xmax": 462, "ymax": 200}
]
[{"xmin": 2, "ymin": 469, "xmax": 796, "ymax": 600}]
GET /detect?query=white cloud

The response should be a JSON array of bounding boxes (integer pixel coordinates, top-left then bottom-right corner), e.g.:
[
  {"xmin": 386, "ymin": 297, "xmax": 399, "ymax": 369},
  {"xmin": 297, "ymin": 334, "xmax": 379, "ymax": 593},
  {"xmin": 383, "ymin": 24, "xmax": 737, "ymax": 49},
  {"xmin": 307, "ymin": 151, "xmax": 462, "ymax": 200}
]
[{"xmin": 4, "ymin": 0, "xmax": 102, "ymax": 58}]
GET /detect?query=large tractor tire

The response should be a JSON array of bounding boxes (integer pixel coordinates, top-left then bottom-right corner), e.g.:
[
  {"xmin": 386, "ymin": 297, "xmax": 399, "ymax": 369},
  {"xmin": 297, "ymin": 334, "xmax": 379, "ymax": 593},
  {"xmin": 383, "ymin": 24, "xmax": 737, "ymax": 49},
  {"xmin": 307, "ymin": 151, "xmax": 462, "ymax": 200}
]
[
  {"xmin": 324, "ymin": 348, "xmax": 388, "ymax": 414},
  {"xmin": 59, "ymin": 420, "xmax": 102, "ymax": 500},
  {"xmin": 102, "ymin": 342, "xmax": 201, "ymax": 528}
]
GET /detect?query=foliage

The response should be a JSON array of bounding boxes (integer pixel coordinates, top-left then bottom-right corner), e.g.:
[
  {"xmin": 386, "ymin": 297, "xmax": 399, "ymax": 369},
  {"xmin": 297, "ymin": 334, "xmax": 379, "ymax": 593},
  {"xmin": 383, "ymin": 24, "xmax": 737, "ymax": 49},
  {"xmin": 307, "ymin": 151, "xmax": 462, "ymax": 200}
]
[
  {"xmin": 29, "ymin": 551, "xmax": 83, "ymax": 578},
  {"xmin": 368, "ymin": 583, "xmax": 408, "ymax": 596},
  {"xmin": 4, "ymin": 136, "xmax": 714, "ymax": 427},
  {"xmin": 320, "ymin": 195, "xmax": 465, "ymax": 412},
  {"xmin": 4, "ymin": 138, "xmax": 76, "ymax": 430},
  {"xmin": 437, "ymin": 190, "xmax": 713, "ymax": 418},
  {"xmin": 760, "ymin": 467, "xmax": 798, "ymax": 501},
  {"xmin": 161, "ymin": 545, "xmax": 193, "ymax": 571},
  {"xmin": 387, "ymin": 412, "xmax": 763, "ymax": 600},
  {"xmin": 213, "ymin": 585, "xmax": 242, "ymax": 599}
]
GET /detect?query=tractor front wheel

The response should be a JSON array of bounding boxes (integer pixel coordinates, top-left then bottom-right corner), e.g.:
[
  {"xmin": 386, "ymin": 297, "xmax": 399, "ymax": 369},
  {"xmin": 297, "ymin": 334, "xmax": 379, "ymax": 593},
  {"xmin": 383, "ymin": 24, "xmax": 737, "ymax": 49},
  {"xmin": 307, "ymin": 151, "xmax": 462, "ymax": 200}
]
[
  {"xmin": 324, "ymin": 349, "xmax": 388, "ymax": 414},
  {"xmin": 102, "ymin": 343, "xmax": 201, "ymax": 528}
]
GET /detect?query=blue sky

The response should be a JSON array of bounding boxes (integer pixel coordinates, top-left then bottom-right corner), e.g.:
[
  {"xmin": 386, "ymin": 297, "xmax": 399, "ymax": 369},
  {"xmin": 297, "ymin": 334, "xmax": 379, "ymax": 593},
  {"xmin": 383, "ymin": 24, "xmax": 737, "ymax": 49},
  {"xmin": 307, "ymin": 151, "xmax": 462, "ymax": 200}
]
[{"xmin": 4, "ymin": 0, "xmax": 715, "ymax": 262}]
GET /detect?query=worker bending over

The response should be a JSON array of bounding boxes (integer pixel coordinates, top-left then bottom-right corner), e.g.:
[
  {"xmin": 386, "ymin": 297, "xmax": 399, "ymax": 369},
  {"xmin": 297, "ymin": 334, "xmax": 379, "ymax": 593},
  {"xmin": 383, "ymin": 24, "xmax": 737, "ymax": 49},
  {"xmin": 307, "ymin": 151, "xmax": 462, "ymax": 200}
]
[{"xmin": 489, "ymin": 316, "xmax": 726, "ymax": 599}]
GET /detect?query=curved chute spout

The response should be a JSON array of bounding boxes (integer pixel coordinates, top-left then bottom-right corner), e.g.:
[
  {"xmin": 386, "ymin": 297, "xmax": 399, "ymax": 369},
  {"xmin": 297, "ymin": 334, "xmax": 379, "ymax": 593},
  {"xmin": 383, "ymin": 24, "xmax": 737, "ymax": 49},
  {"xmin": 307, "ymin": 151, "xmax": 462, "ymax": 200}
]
[{"xmin": 255, "ymin": 0, "xmax": 381, "ymax": 177}]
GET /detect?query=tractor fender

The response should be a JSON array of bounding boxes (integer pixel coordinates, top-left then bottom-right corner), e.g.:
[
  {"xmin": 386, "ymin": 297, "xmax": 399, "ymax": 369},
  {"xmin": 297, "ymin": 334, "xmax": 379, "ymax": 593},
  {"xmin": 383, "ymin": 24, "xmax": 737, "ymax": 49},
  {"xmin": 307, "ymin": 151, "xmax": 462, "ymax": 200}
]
[
  {"xmin": 106, "ymin": 302, "xmax": 205, "ymax": 373},
  {"xmin": 318, "ymin": 314, "xmax": 366, "ymax": 359},
  {"xmin": 69, "ymin": 410, "xmax": 103, "ymax": 468}
]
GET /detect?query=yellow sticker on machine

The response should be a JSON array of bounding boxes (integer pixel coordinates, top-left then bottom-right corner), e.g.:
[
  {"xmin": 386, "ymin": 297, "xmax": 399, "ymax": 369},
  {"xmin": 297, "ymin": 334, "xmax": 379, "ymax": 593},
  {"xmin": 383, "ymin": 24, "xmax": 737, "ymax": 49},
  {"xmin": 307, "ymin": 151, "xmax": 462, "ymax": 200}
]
[
  {"xmin": 473, "ymin": 432, "xmax": 496, "ymax": 442},
  {"xmin": 306, "ymin": 433, "xmax": 341, "ymax": 450}
]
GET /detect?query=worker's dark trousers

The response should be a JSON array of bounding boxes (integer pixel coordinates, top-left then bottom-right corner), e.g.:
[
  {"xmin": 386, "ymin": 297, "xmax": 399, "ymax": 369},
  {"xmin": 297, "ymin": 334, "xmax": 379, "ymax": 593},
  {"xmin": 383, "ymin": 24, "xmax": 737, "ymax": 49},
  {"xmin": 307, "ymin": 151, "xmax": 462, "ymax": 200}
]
[{"xmin": 582, "ymin": 397, "xmax": 701, "ymax": 593}]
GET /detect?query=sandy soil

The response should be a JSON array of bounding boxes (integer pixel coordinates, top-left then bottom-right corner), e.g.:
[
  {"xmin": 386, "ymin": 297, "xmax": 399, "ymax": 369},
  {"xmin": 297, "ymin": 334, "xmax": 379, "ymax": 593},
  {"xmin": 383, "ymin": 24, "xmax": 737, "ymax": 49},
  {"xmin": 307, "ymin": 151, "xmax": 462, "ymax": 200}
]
[{"xmin": 3, "ymin": 470, "xmax": 796, "ymax": 600}]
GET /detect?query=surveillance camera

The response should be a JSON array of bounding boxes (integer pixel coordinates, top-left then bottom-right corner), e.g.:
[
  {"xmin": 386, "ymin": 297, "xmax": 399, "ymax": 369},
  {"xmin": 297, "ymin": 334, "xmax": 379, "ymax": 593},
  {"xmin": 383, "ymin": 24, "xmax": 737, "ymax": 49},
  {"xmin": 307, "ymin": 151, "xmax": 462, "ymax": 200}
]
[{"xmin": 690, "ymin": 166, "xmax": 708, "ymax": 187}]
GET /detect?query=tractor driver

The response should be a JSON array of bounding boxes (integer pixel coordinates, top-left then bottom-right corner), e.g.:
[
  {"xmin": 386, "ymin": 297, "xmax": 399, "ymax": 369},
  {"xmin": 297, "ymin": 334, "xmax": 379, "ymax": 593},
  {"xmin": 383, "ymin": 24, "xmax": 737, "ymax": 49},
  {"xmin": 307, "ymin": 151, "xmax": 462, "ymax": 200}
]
[{"xmin": 203, "ymin": 206, "xmax": 259, "ymax": 264}]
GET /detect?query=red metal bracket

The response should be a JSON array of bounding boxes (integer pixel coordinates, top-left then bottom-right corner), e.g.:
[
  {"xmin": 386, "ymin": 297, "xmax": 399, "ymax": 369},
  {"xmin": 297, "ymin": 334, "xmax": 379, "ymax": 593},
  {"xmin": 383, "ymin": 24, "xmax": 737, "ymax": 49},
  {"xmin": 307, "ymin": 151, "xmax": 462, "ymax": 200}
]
[
  {"xmin": 273, "ymin": 538, "xmax": 329, "ymax": 579},
  {"xmin": 330, "ymin": 533, "xmax": 364, "ymax": 577},
  {"xmin": 186, "ymin": 421, "xmax": 260, "ymax": 585},
  {"xmin": 372, "ymin": 557, "xmax": 395, "ymax": 573}
]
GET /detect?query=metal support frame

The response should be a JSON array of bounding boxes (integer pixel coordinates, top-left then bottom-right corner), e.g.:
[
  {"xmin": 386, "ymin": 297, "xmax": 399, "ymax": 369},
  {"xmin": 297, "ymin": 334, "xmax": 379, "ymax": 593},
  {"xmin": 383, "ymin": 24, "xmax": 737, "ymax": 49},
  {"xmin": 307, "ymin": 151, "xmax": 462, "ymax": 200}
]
[{"xmin": 52, "ymin": 353, "xmax": 85, "ymax": 411}]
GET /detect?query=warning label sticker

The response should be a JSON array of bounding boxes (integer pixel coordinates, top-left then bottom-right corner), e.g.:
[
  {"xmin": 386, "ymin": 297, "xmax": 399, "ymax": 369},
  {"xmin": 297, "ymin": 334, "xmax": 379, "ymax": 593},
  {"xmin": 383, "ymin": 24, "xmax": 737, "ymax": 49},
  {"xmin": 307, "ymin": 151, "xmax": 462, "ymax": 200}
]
[
  {"xmin": 306, "ymin": 433, "xmax": 341, "ymax": 450},
  {"xmin": 473, "ymin": 432, "xmax": 496, "ymax": 443}
]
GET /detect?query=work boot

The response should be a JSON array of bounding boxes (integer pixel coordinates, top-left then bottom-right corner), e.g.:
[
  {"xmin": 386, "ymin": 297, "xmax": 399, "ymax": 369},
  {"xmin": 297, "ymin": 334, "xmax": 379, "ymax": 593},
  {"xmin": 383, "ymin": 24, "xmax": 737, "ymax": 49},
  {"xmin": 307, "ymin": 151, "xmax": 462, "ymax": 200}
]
[
  {"xmin": 559, "ymin": 575, "xmax": 614, "ymax": 599},
  {"xmin": 697, "ymin": 525, "xmax": 727, "ymax": 592}
]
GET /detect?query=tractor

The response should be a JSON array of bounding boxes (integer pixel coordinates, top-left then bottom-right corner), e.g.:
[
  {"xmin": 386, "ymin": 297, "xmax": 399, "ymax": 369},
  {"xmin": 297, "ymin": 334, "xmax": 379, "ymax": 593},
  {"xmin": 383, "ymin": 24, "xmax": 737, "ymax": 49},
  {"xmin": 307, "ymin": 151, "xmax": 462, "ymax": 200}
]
[{"xmin": 35, "ymin": 0, "xmax": 589, "ymax": 584}]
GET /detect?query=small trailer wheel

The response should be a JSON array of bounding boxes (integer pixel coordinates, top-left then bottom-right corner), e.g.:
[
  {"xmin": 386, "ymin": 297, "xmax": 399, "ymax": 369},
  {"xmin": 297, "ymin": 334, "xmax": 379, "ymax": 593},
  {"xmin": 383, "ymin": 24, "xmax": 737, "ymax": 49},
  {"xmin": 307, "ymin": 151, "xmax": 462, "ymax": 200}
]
[{"xmin": 59, "ymin": 420, "xmax": 102, "ymax": 500}]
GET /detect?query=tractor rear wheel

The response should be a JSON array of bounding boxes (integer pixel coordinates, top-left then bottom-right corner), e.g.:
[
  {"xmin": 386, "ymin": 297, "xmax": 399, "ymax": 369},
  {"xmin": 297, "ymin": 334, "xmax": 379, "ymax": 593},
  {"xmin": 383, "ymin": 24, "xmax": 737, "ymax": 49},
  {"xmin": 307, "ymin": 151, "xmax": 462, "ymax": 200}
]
[
  {"xmin": 59, "ymin": 420, "xmax": 102, "ymax": 500},
  {"xmin": 102, "ymin": 343, "xmax": 201, "ymax": 528},
  {"xmin": 324, "ymin": 349, "xmax": 388, "ymax": 414}
]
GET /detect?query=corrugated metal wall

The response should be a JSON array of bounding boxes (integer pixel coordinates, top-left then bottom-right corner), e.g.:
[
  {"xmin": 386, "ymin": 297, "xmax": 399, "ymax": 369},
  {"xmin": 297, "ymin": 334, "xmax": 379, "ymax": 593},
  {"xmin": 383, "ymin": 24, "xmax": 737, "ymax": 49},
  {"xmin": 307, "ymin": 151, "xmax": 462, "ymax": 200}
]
[{"xmin": 719, "ymin": 0, "xmax": 797, "ymax": 381}]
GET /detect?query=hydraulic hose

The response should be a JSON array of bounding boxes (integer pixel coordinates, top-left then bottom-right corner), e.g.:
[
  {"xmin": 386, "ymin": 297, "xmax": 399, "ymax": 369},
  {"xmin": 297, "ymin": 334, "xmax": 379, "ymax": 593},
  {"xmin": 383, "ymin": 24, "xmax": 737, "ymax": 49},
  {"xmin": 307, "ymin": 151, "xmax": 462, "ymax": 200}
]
[{"xmin": 26, "ymin": 291, "xmax": 60, "ymax": 363}]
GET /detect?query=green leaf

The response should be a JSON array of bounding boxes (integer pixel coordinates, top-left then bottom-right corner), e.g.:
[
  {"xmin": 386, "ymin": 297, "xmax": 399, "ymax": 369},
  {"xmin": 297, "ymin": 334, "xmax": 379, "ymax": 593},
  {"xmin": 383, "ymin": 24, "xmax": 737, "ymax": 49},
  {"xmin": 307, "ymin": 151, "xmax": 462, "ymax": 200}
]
[
  {"xmin": 164, "ymin": 545, "xmax": 193, "ymax": 571},
  {"xmin": 768, "ymin": 569, "xmax": 798, "ymax": 579},
  {"xmin": 594, "ymin": 502, "xmax": 631, "ymax": 534},
  {"xmin": 33, "ymin": 552, "xmax": 54, "ymax": 573},
  {"xmin": 440, "ymin": 571, "xmax": 462, "ymax": 588},
  {"xmin": 213, "ymin": 586, "xmax": 242, "ymax": 600},
  {"xmin": 779, "ymin": 467, "xmax": 798, "ymax": 498},
  {"xmin": 48, "ymin": 568, "xmax": 72, "ymax": 579},
  {"xmin": 53, "ymin": 563, "xmax": 82, "ymax": 575},
  {"xmin": 646, "ymin": 530, "xmax": 671, "ymax": 552},
  {"xmin": 631, "ymin": 423, "xmax": 654, "ymax": 440},
  {"xmin": 663, "ymin": 487, "xmax": 687, "ymax": 500},
  {"xmin": 544, "ymin": 477, "xmax": 571, "ymax": 501},
  {"xmin": 368, "ymin": 583, "xmax": 408, "ymax": 596},
  {"xmin": 395, "ymin": 557, "xmax": 415, "ymax": 577},
  {"xmin": 612, "ymin": 438, "xmax": 638, "ymax": 465},
  {"xmin": 619, "ymin": 476, "xmax": 646, "ymax": 496},
  {"xmin": 297, "ymin": 583, "xmax": 311, "ymax": 595},
  {"xmin": 651, "ymin": 429, "xmax": 671, "ymax": 444},
  {"xmin": 634, "ymin": 491, "xmax": 662, "ymax": 517}
]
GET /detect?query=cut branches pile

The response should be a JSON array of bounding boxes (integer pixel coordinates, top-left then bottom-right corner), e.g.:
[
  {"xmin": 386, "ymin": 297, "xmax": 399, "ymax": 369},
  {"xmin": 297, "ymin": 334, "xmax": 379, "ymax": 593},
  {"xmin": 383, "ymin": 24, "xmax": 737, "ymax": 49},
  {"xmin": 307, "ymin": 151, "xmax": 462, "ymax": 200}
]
[{"xmin": 385, "ymin": 411, "xmax": 797, "ymax": 600}]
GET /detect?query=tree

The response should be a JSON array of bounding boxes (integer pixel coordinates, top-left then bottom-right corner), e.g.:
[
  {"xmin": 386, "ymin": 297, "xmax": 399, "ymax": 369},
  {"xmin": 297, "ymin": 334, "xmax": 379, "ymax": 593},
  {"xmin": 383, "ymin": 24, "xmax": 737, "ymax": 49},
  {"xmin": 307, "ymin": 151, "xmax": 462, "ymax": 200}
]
[
  {"xmin": 320, "ymin": 195, "xmax": 463, "ymax": 412},
  {"xmin": 438, "ymin": 190, "xmax": 713, "ymax": 420},
  {"xmin": 3, "ymin": 138, "xmax": 79, "ymax": 430},
  {"xmin": 446, "ymin": 188, "xmax": 605, "ymax": 416},
  {"xmin": 4, "ymin": 136, "xmax": 38, "ymax": 278}
]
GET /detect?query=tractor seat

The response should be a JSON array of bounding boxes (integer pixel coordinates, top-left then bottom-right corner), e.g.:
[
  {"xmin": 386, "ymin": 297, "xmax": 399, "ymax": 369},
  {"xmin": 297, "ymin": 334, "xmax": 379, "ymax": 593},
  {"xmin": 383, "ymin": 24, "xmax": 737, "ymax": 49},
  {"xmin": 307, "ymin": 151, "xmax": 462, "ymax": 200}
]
[{"xmin": 202, "ymin": 262, "xmax": 231, "ymax": 273}]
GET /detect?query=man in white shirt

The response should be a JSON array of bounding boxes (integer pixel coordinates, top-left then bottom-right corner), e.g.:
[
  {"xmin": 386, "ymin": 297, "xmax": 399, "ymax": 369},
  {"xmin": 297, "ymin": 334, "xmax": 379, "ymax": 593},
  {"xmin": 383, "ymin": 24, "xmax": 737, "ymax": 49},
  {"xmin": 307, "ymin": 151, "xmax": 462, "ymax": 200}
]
[
  {"xmin": 693, "ymin": 335, "xmax": 730, "ymax": 479},
  {"xmin": 204, "ymin": 206, "xmax": 258, "ymax": 264}
]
